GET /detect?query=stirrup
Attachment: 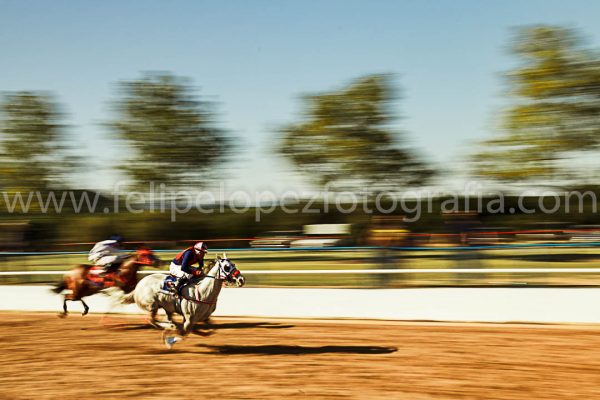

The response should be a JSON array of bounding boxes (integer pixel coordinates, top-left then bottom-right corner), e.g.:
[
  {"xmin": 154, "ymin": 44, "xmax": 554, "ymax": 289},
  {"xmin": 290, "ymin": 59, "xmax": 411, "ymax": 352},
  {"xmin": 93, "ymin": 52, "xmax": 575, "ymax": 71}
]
[
  {"xmin": 169, "ymin": 284, "xmax": 180, "ymax": 296},
  {"xmin": 170, "ymin": 282, "xmax": 183, "ymax": 296}
]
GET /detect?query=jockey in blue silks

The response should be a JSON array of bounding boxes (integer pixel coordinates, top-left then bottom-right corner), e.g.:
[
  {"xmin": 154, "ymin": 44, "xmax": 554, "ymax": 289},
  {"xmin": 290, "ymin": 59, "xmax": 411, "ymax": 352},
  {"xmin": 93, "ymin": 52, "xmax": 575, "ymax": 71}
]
[{"xmin": 169, "ymin": 242, "xmax": 208, "ymax": 294}]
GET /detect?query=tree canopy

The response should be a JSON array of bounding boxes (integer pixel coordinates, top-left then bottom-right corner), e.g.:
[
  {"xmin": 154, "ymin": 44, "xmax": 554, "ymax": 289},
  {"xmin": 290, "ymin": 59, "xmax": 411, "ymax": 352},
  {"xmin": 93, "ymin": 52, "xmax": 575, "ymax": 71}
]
[
  {"xmin": 109, "ymin": 72, "xmax": 231, "ymax": 189},
  {"xmin": 0, "ymin": 92, "xmax": 69, "ymax": 191},
  {"xmin": 278, "ymin": 74, "xmax": 433, "ymax": 192},
  {"xmin": 472, "ymin": 25, "xmax": 600, "ymax": 183}
]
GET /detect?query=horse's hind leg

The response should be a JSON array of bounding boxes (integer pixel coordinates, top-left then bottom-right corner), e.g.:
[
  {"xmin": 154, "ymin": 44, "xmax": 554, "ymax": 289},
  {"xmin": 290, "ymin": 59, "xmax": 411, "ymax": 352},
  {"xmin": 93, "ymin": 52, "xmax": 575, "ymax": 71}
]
[
  {"xmin": 165, "ymin": 310, "xmax": 175, "ymax": 326},
  {"xmin": 148, "ymin": 307, "xmax": 159, "ymax": 328},
  {"xmin": 81, "ymin": 299, "xmax": 89, "ymax": 316},
  {"xmin": 59, "ymin": 298, "xmax": 68, "ymax": 318}
]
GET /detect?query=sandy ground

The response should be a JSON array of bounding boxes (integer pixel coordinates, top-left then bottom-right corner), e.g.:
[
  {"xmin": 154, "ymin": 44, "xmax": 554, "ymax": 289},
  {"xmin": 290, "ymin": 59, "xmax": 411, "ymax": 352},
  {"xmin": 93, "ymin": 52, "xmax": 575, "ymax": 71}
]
[{"xmin": 1, "ymin": 312, "xmax": 600, "ymax": 399}]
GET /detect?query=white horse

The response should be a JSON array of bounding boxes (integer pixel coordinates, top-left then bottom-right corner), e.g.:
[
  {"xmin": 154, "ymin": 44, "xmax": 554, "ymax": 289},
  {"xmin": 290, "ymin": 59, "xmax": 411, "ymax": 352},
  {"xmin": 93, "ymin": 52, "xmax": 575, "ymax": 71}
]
[{"xmin": 121, "ymin": 253, "xmax": 245, "ymax": 348}]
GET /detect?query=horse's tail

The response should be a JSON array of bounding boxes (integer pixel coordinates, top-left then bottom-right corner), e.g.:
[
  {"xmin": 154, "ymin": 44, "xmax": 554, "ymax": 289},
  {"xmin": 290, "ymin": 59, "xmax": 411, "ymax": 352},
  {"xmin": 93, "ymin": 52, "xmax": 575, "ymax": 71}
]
[
  {"xmin": 120, "ymin": 290, "xmax": 136, "ymax": 304},
  {"xmin": 51, "ymin": 280, "xmax": 67, "ymax": 294}
]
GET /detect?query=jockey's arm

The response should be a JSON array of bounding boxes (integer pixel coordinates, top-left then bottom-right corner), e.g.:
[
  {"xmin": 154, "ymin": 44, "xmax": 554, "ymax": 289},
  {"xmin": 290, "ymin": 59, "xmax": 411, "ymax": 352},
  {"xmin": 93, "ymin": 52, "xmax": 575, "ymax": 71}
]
[{"xmin": 180, "ymin": 250, "xmax": 202, "ymax": 275}]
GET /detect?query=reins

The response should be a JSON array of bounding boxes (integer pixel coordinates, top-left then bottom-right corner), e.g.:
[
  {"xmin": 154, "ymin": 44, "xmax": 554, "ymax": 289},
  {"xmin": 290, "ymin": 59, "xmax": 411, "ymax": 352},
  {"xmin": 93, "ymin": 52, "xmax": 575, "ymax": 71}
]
[
  {"xmin": 179, "ymin": 285, "xmax": 218, "ymax": 305},
  {"xmin": 178, "ymin": 261, "xmax": 224, "ymax": 306}
]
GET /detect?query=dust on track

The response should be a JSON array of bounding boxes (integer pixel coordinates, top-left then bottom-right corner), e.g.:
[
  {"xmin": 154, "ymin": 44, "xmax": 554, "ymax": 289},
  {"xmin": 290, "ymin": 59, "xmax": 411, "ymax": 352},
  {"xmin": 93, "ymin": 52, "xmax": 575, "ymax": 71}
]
[{"xmin": 2, "ymin": 312, "xmax": 600, "ymax": 399}]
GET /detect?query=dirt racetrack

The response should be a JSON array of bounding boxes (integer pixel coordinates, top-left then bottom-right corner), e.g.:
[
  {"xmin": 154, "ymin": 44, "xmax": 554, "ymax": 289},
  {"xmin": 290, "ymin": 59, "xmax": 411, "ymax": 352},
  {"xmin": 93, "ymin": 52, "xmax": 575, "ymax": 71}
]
[{"xmin": 2, "ymin": 312, "xmax": 600, "ymax": 399}]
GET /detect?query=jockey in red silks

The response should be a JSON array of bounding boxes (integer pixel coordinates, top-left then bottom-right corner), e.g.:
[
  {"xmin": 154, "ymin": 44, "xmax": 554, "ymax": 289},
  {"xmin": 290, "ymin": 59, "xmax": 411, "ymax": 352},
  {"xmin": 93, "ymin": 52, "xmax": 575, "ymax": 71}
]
[{"xmin": 169, "ymin": 241, "xmax": 208, "ymax": 294}]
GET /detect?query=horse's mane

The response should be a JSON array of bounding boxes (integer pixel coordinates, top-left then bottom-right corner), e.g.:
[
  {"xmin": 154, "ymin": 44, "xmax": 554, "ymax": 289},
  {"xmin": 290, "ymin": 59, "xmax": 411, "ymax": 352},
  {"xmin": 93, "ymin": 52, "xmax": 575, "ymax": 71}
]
[
  {"xmin": 120, "ymin": 252, "xmax": 145, "ymax": 270},
  {"xmin": 186, "ymin": 260, "xmax": 218, "ymax": 286},
  {"xmin": 203, "ymin": 259, "xmax": 216, "ymax": 275},
  {"xmin": 122, "ymin": 248, "xmax": 150, "ymax": 263}
]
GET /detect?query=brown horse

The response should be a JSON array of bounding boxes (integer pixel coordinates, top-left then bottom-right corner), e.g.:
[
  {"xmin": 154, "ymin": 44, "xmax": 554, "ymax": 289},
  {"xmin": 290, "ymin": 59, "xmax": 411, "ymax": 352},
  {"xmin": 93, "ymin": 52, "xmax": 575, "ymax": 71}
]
[{"xmin": 52, "ymin": 248, "xmax": 161, "ymax": 317}]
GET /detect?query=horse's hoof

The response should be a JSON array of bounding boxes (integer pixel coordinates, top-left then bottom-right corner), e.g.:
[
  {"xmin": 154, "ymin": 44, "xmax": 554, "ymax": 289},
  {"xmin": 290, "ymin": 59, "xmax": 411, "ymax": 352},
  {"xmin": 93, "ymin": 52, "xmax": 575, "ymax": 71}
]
[
  {"xmin": 58, "ymin": 313, "xmax": 67, "ymax": 319},
  {"xmin": 82, "ymin": 311, "xmax": 89, "ymax": 316},
  {"xmin": 162, "ymin": 331, "xmax": 182, "ymax": 349}
]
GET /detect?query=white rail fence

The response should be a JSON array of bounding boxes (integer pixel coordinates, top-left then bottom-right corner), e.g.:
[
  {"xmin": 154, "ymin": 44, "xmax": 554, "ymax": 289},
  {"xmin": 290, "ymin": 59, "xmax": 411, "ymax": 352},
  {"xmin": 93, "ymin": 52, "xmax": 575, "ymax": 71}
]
[
  {"xmin": 2, "ymin": 286, "xmax": 600, "ymax": 323},
  {"xmin": 3, "ymin": 268, "xmax": 600, "ymax": 276},
  {"xmin": 3, "ymin": 268, "xmax": 600, "ymax": 323}
]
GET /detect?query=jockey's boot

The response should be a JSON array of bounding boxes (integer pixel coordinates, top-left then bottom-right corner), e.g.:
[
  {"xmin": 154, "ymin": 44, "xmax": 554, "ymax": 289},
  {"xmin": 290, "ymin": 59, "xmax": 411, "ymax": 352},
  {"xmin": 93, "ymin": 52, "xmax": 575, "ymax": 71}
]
[{"xmin": 174, "ymin": 277, "xmax": 189, "ymax": 296}]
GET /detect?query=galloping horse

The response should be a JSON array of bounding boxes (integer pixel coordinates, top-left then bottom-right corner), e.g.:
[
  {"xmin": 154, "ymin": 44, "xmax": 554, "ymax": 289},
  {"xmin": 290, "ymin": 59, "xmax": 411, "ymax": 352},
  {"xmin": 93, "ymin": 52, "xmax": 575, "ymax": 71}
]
[
  {"xmin": 121, "ymin": 253, "xmax": 245, "ymax": 348},
  {"xmin": 52, "ymin": 248, "xmax": 161, "ymax": 317}
]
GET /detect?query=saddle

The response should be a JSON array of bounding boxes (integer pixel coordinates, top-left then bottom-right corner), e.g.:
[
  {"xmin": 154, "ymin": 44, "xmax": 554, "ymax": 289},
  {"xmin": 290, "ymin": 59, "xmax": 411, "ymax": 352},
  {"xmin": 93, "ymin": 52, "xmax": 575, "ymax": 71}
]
[
  {"xmin": 160, "ymin": 275, "xmax": 205, "ymax": 297},
  {"xmin": 160, "ymin": 275, "xmax": 178, "ymax": 295},
  {"xmin": 86, "ymin": 266, "xmax": 117, "ymax": 288}
]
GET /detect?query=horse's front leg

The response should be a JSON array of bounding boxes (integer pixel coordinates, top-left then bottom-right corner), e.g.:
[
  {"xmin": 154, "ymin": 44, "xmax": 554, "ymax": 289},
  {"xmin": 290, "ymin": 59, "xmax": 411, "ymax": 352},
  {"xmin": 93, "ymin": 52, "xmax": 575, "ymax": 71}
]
[
  {"xmin": 148, "ymin": 307, "xmax": 161, "ymax": 328},
  {"xmin": 81, "ymin": 299, "xmax": 89, "ymax": 316},
  {"xmin": 175, "ymin": 310, "xmax": 198, "ymax": 336},
  {"xmin": 163, "ymin": 316, "xmax": 191, "ymax": 349},
  {"xmin": 185, "ymin": 314, "xmax": 213, "ymax": 337},
  {"xmin": 177, "ymin": 316, "xmax": 194, "ymax": 337},
  {"xmin": 165, "ymin": 310, "xmax": 176, "ymax": 327},
  {"xmin": 204, "ymin": 304, "xmax": 217, "ymax": 324},
  {"xmin": 180, "ymin": 318, "xmax": 193, "ymax": 337}
]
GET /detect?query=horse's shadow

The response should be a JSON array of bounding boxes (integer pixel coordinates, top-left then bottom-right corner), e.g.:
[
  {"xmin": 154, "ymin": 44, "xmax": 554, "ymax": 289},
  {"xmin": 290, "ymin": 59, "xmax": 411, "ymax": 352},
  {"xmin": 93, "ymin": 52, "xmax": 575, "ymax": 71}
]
[
  {"xmin": 196, "ymin": 344, "xmax": 397, "ymax": 355},
  {"xmin": 113, "ymin": 321, "xmax": 295, "ymax": 331},
  {"xmin": 199, "ymin": 322, "xmax": 295, "ymax": 330},
  {"xmin": 115, "ymin": 324, "xmax": 156, "ymax": 331}
]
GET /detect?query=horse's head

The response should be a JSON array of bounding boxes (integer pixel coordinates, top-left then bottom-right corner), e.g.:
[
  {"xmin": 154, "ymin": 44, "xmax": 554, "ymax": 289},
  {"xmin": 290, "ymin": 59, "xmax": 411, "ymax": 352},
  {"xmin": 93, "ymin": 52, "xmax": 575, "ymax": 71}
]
[
  {"xmin": 135, "ymin": 248, "xmax": 161, "ymax": 268},
  {"xmin": 215, "ymin": 253, "xmax": 245, "ymax": 287}
]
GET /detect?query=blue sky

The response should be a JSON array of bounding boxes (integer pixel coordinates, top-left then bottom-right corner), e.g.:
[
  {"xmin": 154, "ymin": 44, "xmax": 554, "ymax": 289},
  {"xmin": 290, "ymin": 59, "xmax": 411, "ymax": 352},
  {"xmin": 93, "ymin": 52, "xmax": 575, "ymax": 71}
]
[{"xmin": 2, "ymin": 0, "xmax": 600, "ymax": 192}]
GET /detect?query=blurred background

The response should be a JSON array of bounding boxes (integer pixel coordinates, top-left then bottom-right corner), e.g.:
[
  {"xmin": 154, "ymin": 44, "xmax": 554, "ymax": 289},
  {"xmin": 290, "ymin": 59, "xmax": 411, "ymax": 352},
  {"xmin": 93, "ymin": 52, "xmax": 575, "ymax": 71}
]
[{"xmin": 2, "ymin": 0, "xmax": 600, "ymax": 288}]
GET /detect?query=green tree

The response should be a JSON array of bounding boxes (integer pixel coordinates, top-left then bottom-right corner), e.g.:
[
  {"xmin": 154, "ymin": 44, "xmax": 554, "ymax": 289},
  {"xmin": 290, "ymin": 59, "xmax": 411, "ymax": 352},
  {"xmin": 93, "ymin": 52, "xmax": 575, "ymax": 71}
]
[
  {"xmin": 278, "ymin": 75, "xmax": 433, "ymax": 192},
  {"xmin": 109, "ymin": 73, "xmax": 230, "ymax": 189},
  {"xmin": 0, "ymin": 92, "xmax": 69, "ymax": 191},
  {"xmin": 472, "ymin": 26, "xmax": 600, "ymax": 182}
]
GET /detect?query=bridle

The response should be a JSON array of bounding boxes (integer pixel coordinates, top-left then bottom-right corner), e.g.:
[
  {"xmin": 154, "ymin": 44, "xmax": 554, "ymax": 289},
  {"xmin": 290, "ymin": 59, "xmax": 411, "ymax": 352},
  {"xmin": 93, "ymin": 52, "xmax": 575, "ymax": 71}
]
[
  {"xmin": 180, "ymin": 259, "xmax": 240, "ymax": 306},
  {"xmin": 204, "ymin": 258, "xmax": 240, "ymax": 282}
]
